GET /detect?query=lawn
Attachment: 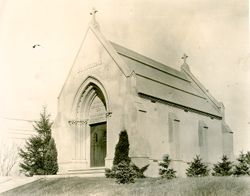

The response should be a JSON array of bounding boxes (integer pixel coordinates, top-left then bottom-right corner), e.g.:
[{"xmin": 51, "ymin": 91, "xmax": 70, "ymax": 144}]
[{"xmin": 2, "ymin": 176, "xmax": 250, "ymax": 196}]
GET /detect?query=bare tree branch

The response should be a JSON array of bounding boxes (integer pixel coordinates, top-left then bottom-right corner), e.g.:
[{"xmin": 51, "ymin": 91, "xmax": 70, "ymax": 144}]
[{"xmin": 0, "ymin": 140, "xmax": 19, "ymax": 176}]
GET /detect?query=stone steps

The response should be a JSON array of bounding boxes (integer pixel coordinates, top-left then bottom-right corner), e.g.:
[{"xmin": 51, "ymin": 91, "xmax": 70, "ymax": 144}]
[{"xmin": 56, "ymin": 167, "xmax": 106, "ymax": 177}]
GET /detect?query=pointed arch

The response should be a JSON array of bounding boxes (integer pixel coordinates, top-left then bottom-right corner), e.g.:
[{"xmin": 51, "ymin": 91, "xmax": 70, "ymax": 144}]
[
  {"xmin": 69, "ymin": 76, "xmax": 109, "ymax": 167},
  {"xmin": 71, "ymin": 76, "xmax": 110, "ymax": 120}
]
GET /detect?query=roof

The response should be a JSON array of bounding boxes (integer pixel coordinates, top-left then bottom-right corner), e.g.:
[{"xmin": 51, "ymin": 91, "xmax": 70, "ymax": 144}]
[{"xmin": 110, "ymin": 42, "xmax": 222, "ymax": 118}]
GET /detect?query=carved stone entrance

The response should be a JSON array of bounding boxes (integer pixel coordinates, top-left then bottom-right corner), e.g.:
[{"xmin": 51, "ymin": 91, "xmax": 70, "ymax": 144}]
[
  {"xmin": 90, "ymin": 123, "xmax": 107, "ymax": 167},
  {"xmin": 70, "ymin": 78, "xmax": 110, "ymax": 170}
]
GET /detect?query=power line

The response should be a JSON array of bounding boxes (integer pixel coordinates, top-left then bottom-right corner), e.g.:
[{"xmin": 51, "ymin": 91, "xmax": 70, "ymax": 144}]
[
  {"xmin": 9, "ymin": 132, "xmax": 35, "ymax": 136},
  {"xmin": 8, "ymin": 128, "xmax": 35, "ymax": 132},
  {"xmin": 2, "ymin": 117, "xmax": 35, "ymax": 123}
]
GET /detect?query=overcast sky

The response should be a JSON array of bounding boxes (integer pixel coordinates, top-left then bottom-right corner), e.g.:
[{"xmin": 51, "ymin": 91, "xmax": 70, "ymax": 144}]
[{"xmin": 0, "ymin": 0, "xmax": 249, "ymax": 154}]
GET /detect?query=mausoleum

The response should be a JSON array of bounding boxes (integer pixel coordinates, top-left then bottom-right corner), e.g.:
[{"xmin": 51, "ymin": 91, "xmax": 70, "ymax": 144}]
[{"xmin": 53, "ymin": 11, "xmax": 233, "ymax": 177}]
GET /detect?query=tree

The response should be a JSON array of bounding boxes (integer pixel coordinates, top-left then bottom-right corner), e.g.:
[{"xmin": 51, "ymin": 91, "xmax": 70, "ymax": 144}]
[
  {"xmin": 44, "ymin": 138, "xmax": 58, "ymax": 175},
  {"xmin": 105, "ymin": 130, "xmax": 136, "ymax": 183},
  {"xmin": 212, "ymin": 155, "xmax": 233, "ymax": 176},
  {"xmin": 19, "ymin": 107, "xmax": 58, "ymax": 176},
  {"xmin": 19, "ymin": 136, "xmax": 45, "ymax": 176},
  {"xmin": 113, "ymin": 130, "xmax": 130, "ymax": 165},
  {"xmin": 233, "ymin": 152, "xmax": 250, "ymax": 176},
  {"xmin": 159, "ymin": 154, "xmax": 176, "ymax": 179},
  {"xmin": 186, "ymin": 155, "xmax": 209, "ymax": 177},
  {"xmin": 0, "ymin": 141, "xmax": 19, "ymax": 176}
]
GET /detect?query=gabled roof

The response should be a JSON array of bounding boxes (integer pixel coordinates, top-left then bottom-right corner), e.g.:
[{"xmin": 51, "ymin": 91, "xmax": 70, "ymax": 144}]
[
  {"xmin": 110, "ymin": 42, "xmax": 222, "ymax": 118},
  {"xmin": 58, "ymin": 23, "xmax": 133, "ymax": 98},
  {"xmin": 58, "ymin": 18, "xmax": 222, "ymax": 119}
]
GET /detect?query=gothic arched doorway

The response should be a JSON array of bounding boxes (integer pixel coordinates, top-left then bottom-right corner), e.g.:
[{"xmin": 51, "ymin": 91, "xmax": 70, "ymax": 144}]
[{"xmin": 73, "ymin": 80, "xmax": 108, "ymax": 168}]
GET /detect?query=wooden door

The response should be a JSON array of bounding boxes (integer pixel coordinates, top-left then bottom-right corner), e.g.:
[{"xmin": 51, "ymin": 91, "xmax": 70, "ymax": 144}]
[{"xmin": 90, "ymin": 123, "xmax": 107, "ymax": 167}]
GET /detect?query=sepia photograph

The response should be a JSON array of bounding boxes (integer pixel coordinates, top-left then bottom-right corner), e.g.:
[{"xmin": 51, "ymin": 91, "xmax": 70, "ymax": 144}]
[{"xmin": 0, "ymin": 0, "xmax": 249, "ymax": 195}]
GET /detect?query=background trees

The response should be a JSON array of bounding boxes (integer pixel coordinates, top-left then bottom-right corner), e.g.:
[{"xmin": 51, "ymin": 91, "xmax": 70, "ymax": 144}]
[{"xmin": 0, "ymin": 141, "xmax": 19, "ymax": 176}]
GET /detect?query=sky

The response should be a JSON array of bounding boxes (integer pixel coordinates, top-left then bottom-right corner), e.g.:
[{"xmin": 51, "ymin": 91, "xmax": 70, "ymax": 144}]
[{"xmin": 0, "ymin": 0, "xmax": 249, "ymax": 154}]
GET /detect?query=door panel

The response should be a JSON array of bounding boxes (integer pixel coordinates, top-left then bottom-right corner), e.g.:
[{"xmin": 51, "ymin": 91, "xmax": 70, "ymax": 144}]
[{"xmin": 90, "ymin": 123, "xmax": 106, "ymax": 167}]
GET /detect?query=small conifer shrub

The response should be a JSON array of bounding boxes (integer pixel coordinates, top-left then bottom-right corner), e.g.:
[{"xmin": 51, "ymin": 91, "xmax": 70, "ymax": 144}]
[
  {"xmin": 105, "ymin": 165, "xmax": 118, "ymax": 179},
  {"xmin": 159, "ymin": 155, "xmax": 176, "ymax": 179},
  {"xmin": 131, "ymin": 163, "xmax": 149, "ymax": 178},
  {"xmin": 233, "ymin": 152, "xmax": 250, "ymax": 176},
  {"xmin": 105, "ymin": 130, "xmax": 136, "ymax": 183},
  {"xmin": 115, "ymin": 161, "xmax": 136, "ymax": 184},
  {"xmin": 186, "ymin": 155, "xmax": 209, "ymax": 177},
  {"xmin": 105, "ymin": 168, "xmax": 112, "ymax": 178},
  {"xmin": 245, "ymin": 151, "xmax": 250, "ymax": 165},
  {"xmin": 212, "ymin": 155, "xmax": 233, "ymax": 176},
  {"xmin": 113, "ymin": 130, "xmax": 130, "ymax": 165}
]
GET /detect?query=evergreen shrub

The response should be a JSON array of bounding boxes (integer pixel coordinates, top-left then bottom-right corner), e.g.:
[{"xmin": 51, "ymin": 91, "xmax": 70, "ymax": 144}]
[
  {"xmin": 212, "ymin": 155, "xmax": 233, "ymax": 176},
  {"xmin": 115, "ymin": 161, "xmax": 136, "ymax": 184},
  {"xmin": 159, "ymin": 154, "xmax": 176, "ymax": 179},
  {"xmin": 186, "ymin": 155, "xmax": 209, "ymax": 177},
  {"xmin": 19, "ymin": 107, "xmax": 58, "ymax": 176},
  {"xmin": 113, "ymin": 130, "xmax": 130, "ymax": 165},
  {"xmin": 105, "ymin": 130, "xmax": 137, "ymax": 183},
  {"xmin": 131, "ymin": 163, "xmax": 149, "ymax": 178},
  {"xmin": 233, "ymin": 152, "xmax": 250, "ymax": 176}
]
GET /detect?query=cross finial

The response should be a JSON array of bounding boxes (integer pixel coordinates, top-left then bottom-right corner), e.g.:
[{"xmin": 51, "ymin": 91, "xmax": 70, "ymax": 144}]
[
  {"xmin": 181, "ymin": 53, "xmax": 188, "ymax": 64},
  {"xmin": 90, "ymin": 8, "xmax": 98, "ymax": 23}
]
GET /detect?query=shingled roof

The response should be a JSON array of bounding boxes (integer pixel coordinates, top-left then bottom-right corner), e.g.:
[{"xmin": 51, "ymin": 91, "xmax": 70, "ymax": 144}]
[{"xmin": 111, "ymin": 42, "xmax": 222, "ymax": 118}]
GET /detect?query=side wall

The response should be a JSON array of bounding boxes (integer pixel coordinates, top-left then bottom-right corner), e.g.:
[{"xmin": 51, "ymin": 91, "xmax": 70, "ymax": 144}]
[{"xmin": 132, "ymin": 97, "xmax": 230, "ymax": 177}]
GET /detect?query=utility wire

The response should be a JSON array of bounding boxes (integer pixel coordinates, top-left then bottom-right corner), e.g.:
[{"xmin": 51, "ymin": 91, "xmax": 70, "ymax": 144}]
[{"xmin": 2, "ymin": 117, "xmax": 35, "ymax": 123}]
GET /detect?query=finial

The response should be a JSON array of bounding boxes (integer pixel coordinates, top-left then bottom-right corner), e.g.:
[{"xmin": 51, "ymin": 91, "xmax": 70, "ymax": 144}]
[
  {"xmin": 90, "ymin": 8, "xmax": 98, "ymax": 24},
  {"xmin": 181, "ymin": 53, "xmax": 188, "ymax": 64}
]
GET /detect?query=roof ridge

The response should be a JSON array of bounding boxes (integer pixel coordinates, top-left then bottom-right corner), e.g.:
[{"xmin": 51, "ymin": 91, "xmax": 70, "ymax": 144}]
[
  {"xmin": 110, "ymin": 41, "xmax": 188, "ymax": 80},
  {"xmin": 110, "ymin": 41, "xmax": 170, "ymax": 67}
]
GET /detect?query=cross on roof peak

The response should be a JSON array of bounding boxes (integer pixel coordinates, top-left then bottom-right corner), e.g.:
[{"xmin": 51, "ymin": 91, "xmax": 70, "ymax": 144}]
[
  {"xmin": 181, "ymin": 53, "xmax": 188, "ymax": 64},
  {"xmin": 90, "ymin": 8, "xmax": 98, "ymax": 22},
  {"xmin": 89, "ymin": 8, "xmax": 100, "ymax": 29},
  {"xmin": 90, "ymin": 8, "xmax": 98, "ymax": 15}
]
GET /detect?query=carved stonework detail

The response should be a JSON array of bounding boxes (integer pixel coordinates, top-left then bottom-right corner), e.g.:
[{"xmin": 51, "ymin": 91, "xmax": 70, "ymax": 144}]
[
  {"xmin": 68, "ymin": 120, "xmax": 88, "ymax": 126},
  {"xmin": 76, "ymin": 60, "xmax": 102, "ymax": 75},
  {"xmin": 106, "ymin": 111, "xmax": 112, "ymax": 118}
]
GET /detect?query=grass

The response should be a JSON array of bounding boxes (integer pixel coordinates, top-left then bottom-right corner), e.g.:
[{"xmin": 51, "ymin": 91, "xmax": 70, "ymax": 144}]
[{"xmin": 2, "ymin": 176, "xmax": 250, "ymax": 196}]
